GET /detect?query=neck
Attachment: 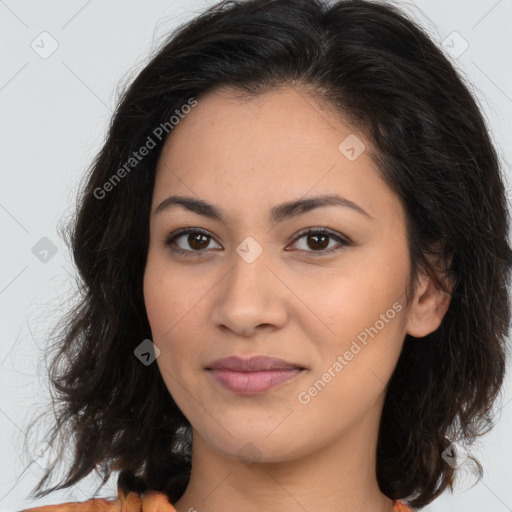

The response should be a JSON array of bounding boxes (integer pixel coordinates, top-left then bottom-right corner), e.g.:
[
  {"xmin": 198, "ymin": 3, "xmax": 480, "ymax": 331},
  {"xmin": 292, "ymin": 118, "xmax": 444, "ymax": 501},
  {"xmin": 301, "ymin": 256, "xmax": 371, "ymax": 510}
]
[{"xmin": 173, "ymin": 398, "xmax": 394, "ymax": 512}]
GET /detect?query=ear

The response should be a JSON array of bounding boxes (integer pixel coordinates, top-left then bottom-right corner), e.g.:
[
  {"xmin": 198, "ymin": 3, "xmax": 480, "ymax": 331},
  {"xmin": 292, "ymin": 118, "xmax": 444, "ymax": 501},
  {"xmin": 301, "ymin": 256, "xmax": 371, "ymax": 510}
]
[{"xmin": 405, "ymin": 262, "xmax": 455, "ymax": 338}]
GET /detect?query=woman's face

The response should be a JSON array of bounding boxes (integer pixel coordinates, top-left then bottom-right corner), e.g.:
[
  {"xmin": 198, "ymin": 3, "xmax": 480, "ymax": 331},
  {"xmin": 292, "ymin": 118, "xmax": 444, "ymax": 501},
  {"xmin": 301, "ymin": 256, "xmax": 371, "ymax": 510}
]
[{"xmin": 143, "ymin": 86, "xmax": 432, "ymax": 464}]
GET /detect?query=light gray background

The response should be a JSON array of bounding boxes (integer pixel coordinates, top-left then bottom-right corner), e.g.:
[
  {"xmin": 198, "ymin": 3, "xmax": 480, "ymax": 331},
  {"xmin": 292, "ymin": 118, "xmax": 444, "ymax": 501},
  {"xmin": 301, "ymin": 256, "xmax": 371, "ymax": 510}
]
[{"xmin": 1, "ymin": 1, "xmax": 511, "ymax": 511}]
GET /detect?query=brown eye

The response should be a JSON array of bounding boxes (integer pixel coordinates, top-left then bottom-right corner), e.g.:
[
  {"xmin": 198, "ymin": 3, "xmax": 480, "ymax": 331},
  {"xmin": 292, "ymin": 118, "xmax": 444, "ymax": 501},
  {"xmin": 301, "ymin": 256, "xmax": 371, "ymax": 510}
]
[
  {"xmin": 165, "ymin": 228, "xmax": 221, "ymax": 256},
  {"xmin": 187, "ymin": 232, "xmax": 210, "ymax": 250},
  {"xmin": 289, "ymin": 228, "xmax": 351, "ymax": 255},
  {"xmin": 164, "ymin": 227, "xmax": 351, "ymax": 258},
  {"xmin": 305, "ymin": 232, "xmax": 330, "ymax": 250}
]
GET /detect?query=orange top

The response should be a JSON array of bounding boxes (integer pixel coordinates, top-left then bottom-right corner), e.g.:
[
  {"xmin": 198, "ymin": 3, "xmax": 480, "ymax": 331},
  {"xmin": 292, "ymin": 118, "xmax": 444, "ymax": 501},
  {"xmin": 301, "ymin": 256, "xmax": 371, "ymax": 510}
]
[{"xmin": 20, "ymin": 486, "xmax": 415, "ymax": 512}]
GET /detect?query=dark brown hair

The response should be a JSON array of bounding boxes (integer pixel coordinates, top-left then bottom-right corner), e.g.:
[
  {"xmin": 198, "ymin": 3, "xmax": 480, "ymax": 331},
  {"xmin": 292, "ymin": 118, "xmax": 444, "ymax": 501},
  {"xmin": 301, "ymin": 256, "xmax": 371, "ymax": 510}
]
[{"xmin": 25, "ymin": 0, "xmax": 512, "ymax": 509}]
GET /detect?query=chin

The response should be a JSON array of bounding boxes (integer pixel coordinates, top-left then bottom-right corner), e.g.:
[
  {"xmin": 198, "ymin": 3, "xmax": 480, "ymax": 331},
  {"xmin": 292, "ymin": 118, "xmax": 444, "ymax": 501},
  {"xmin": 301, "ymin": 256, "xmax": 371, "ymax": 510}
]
[{"xmin": 199, "ymin": 427, "xmax": 310, "ymax": 465}]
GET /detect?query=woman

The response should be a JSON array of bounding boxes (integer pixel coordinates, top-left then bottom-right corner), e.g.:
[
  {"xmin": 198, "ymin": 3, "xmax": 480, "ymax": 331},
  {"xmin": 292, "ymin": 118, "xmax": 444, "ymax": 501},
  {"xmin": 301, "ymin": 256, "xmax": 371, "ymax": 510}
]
[{"xmin": 20, "ymin": 0, "xmax": 512, "ymax": 511}]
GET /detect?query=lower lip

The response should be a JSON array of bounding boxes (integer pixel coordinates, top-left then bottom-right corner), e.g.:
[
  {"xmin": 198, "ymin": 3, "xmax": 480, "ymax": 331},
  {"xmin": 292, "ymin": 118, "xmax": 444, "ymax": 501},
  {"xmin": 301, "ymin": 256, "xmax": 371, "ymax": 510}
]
[{"xmin": 208, "ymin": 368, "xmax": 304, "ymax": 394}]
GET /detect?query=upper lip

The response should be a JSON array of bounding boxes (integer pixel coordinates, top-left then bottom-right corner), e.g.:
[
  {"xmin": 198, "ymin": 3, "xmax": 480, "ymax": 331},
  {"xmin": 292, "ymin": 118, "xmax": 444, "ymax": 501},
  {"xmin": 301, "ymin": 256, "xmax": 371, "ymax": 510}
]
[{"xmin": 206, "ymin": 355, "xmax": 304, "ymax": 372}]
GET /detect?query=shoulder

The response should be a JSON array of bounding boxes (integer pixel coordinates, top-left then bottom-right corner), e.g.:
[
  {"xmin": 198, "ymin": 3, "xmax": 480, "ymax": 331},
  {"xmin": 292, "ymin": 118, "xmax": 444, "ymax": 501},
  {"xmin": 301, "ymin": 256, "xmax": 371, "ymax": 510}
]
[
  {"xmin": 394, "ymin": 499, "xmax": 416, "ymax": 512},
  {"xmin": 19, "ymin": 486, "xmax": 177, "ymax": 512},
  {"xmin": 20, "ymin": 489, "xmax": 411, "ymax": 512}
]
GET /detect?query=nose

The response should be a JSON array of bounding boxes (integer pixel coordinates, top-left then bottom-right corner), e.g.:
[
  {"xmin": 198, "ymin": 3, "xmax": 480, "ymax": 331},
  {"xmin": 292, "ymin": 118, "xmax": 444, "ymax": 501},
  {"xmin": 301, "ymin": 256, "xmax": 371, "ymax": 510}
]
[{"xmin": 210, "ymin": 248, "xmax": 289, "ymax": 338}]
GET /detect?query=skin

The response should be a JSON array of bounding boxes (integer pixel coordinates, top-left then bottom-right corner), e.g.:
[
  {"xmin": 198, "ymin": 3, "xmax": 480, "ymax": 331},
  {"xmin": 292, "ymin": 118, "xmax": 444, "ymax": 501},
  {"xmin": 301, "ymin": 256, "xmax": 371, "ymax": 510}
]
[{"xmin": 143, "ymin": 85, "xmax": 452, "ymax": 512}]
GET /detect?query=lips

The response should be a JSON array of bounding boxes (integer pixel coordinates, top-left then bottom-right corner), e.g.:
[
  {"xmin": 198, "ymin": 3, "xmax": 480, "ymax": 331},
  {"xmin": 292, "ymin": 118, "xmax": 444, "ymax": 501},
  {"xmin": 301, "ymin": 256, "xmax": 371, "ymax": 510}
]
[
  {"xmin": 206, "ymin": 355, "xmax": 306, "ymax": 395},
  {"xmin": 206, "ymin": 355, "xmax": 304, "ymax": 372}
]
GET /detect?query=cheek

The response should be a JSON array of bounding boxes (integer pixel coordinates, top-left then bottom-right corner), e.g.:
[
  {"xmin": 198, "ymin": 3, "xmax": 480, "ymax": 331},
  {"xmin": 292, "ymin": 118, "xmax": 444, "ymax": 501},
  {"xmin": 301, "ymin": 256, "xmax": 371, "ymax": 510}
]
[
  {"xmin": 143, "ymin": 250, "xmax": 190, "ymax": 335},
  {"xmin": 302, "ymin": 248, "xmax": 409, "ymax": 384},
  {"xmin": 143, "ymin": 266, "xmax": 189, "ymax": 399},
  {"xmin": 143, "ymin": 258, "xmax": 186, "ymax": 357},
  {"xmin": 143, "ymin": 264, "xmax": 167, "ymax": 337},
  {"xmin": 299, "ymin": 260, "xmax": 408, "ymax": 343},
  {"xmin": 143, "ymin": 258, "xmax": 205, "ymax": 373}
]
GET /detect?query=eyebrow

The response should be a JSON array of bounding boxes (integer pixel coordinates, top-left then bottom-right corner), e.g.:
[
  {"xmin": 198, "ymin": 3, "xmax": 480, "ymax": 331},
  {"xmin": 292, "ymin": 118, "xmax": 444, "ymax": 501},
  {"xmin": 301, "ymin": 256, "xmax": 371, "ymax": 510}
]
[{"xmin": 153, "ymin": 194, "xmax": 372, "ymax": 222}]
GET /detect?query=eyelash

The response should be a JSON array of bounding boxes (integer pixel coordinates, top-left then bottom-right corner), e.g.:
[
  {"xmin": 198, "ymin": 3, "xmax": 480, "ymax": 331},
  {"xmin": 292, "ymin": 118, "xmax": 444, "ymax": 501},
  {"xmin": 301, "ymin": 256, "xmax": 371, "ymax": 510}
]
[{"xmin": 164, "ymin": 227, "xmax": 352, "ymax": 257}]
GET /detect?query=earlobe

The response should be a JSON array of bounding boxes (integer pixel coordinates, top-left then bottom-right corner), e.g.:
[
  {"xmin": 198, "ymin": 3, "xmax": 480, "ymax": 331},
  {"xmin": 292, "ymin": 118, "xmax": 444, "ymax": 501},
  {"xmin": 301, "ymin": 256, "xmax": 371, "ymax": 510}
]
[{"xmin": 405, "ymin": 270, "xmax": 454, "ymax": 338}]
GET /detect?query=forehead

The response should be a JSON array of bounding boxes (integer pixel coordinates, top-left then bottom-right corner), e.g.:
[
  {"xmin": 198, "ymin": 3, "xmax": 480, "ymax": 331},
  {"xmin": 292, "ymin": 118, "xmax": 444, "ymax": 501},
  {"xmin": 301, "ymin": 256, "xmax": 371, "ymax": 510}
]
[
  {"xmin": 152, "ymin": 86, "xmax": 402, "ymax": 225},
  {"xmin": 157, "ymin": 85, "xmax": 364, "ymax": 171}
]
